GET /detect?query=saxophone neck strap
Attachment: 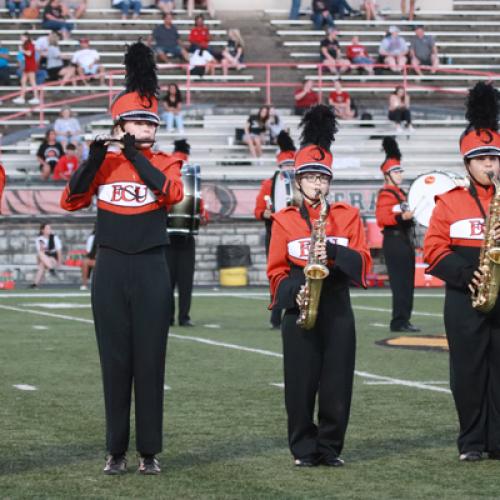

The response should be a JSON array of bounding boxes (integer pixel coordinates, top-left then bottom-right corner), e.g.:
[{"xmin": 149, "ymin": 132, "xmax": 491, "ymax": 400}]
[
  {"xmin": 468, "ymin": 182, "xmax": 488, "ymax": 220},
  {"xmin": 299, "ymin": 200, "xmax": 330, "ymax": 233}
]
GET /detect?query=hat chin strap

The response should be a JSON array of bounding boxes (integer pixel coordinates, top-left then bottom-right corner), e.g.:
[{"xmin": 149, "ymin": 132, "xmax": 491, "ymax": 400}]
[
  {"xmin": 297, "ymin": 180, "xmax": 323, "ymax": 208},
  {"xmin": 465, "ymin": 163, "xmax": 491, "ymax": 189}
]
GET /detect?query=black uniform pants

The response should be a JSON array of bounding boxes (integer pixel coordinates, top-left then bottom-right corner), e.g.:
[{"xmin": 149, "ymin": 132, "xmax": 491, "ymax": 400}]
[
  {"xmin": 265, "ymin": 222, "xmax": 282, "ymax": 327},
  {"xmin": 281, "ymin": 288, "xmax": 356, "ymax": 459},
  {"xmin": 166, "ymin": 234, "xmax": 195, "ymax": 325},
  {"xmin": 383, "ymin": 233, "xmax": 415, "ymax": 330},
  {"xmin": 92, "ymin": 246, "xmax": 171, "ymax": 456},
  {"xmin": 444, "ymin": 288, "xmax": 500, "ymax": 454}
]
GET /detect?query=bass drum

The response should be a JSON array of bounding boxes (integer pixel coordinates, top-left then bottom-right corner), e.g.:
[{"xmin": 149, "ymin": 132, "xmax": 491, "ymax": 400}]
[
  {"xmin": 167, "ymin": 164, "xmax": 201, "ymax": 235},
  {"xmin": 408, "ymin": 171, "xmax": 467, "ymax": 227},
  {"xmin": 271, "ymin": 169, "xmax": 301, "ymax": 212}
]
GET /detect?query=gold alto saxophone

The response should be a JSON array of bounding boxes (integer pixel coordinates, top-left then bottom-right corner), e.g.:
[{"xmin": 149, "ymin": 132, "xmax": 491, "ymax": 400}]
[
  {"xmin": 297, "ymin": 191, "xmax": 330, "ymax": 330},
  {"xmin": 471, "ymin": 172, "xmax": 500, "ymax": 313}
]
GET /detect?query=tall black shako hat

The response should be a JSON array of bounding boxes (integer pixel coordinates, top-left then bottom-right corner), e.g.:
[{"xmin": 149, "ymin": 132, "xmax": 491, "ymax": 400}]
[
  {"xmin": 276, "ymin": 130, "xmax": 296, "ymax": 168},
  {"xmin": 380, "ymin": 136, "xmax": 402, "ymax": 174},
  {"xmin": 110, "ymin": 41, "xmax": 160, "ymax": 125}
]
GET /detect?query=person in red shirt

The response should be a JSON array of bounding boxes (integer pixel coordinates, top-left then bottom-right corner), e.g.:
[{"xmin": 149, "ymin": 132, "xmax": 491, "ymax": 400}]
[
  {"xmin": 13, "ymin": 32, "xmax": 39, "ymax": 105},
  {"xmin": 188, "ymin": 14, "xmax": 210, "ymax": 51},
  {"xmin": 375, "ymin": 136, "xmax": 419, "ymax": 333},
  {"xmin": 424, "ymin": 82, "xmax": 500, "ymax": 462},
  {"xmin": 328, "ymin": 79, "xmax": 355, "ymax": 120},
  {"xmin": 0, "ymin": 163, "xmax": 5, "ymax": 214},
  {"xmin": 60, "ymin": 42, "xmax": 184, "ymax": 476},
  {"xmin": 293, "ymin": 79, "xmax": 319, "ymax": 116},
  {"xmin": 52, "ymin": 143, "xmax": 79, "ymax": 181},
  {"xmin": 268, "ymin": 105, "xmax": 371, "ymax": 467},
  {"xmin": 346, "ymin": 35, "xmax": 374, "ymax": 75}
]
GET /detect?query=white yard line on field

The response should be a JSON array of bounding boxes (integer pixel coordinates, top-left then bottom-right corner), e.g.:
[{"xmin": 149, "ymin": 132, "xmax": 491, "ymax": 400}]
[
  {"xmin": 13, "ymin": 384, "xmax": 37, "ymax": 391},
  {"xmin": 0, "ymin": 304, "xmax": 451, "ymax": 395},
  {"xmin": 354, "ymin": 305, "xmax": 442, "ymax": 318}
]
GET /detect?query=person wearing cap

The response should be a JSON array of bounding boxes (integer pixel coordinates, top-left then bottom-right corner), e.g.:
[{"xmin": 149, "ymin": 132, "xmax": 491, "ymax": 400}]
[
  {"xmin": 71, "ymin": 38, "xmax": 105, "ymax": 86},
  {"xmin": 410, "ymin": 25, "xmax": 439, "ymax": 76},
  {"xmin": 379, "ymin": 26, "xmax": 408, "ymax": 73},
  {"xmin": 376, "ymin": 137, "xmax": 419, "ymax": 333},
  {"xmin": 60, "ymin": 42, "xmax": 184, "ymax": 476},
  {"xmin": 255, "ymin": 130, "xmax": 296, "ymax": 329},
  {"xmin": 424, "ymin": 82, "xmax": 500, "ymax": 462},
  {"xmin": 267, "ymin": 105, "xmax": 371, "ymax": 467}
]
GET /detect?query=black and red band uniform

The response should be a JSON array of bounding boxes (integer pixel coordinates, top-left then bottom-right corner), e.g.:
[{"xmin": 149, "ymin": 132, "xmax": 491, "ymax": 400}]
[
  {"xmin": 61, "ymin": 89, "xmax": 184, "ymax": 457},
  {"xmin": 424, "ymin": 115, "xmax": 500, "ymax": 456},
  {"xmin": 375, "ymin": 157, "xmax": 416, "ymax": 331},
  {"xmin": 267, "ymin": 144, "xmax": 371, "ymax": 462}
]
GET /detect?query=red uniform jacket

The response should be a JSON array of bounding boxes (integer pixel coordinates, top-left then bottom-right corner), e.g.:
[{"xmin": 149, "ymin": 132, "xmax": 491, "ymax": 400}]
[
  {"xmin": 424, "ymin": 183, "xmax": 493, "ymax": 290},
  {"xmin": 254, "ymin": 178, "xmax": 273, "ymax": 220},
  {"xmin": 267, "ymin": 202, "xmax": 371, "ymax": 309},
  {"xmin": 375, "ymin": 184, "xmax": 407, "ymax": 228},
  {"xmin": 0, "ymin": 163, "xmax": 5, "ymax": 214}
]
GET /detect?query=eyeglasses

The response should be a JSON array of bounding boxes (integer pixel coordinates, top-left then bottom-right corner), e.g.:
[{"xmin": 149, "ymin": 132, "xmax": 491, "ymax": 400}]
[{"xmin": 303, "ymin": 174, "xmax": 331, "ymax": 184}]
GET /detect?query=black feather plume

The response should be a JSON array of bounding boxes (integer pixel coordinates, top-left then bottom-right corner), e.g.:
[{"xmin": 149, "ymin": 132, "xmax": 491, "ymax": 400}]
[
  {"xmin": 465, "ymin": 82, "xmax": 499, "ymax": 132},
  {"xmin": 382, "ymin": 136, "xmax": 402, "ymax": 160},
  {"xmin": 124, "ymin": 41, "xmax": 158, "ymax": 100},
  {"xmin": 276, "ymin": 130, "xmax": 296, "ymax": 152},
  {"xmin": 299, "ymin": 104, "xmax": 337, "ymax": 150},
  {"xmin": 174, "ymin": 139, "xmax": 190, "ymax": 155}
]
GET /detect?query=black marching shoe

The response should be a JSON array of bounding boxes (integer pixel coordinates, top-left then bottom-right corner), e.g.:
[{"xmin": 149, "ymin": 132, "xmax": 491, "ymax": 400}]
[
  {"xmin": 103, "ymin": 453, "xmax": 127, "ymax": 475},
  {"xmin": 294, "ymin": 456, "xmax": 319, "ymax": 467},
  {"xmin": 321, "ymin": 456, "xmax": 345, "ymax": 467},
  {"xmin": 138, "ymin": 455, "xmax": 161, "ymax": 475},
  {"xmin": 488, "ymin": 450, "xmax": 500, "ymax": 460},
  {"xmin": 391, "ymin": 323, "xmax": 421, "ymax": 333},
  {"xmin": 459, "ymin": 451, "xmax": 482, "ymax": 462},
  {"xmin": 179, "ymin": 320, "xmax": 195, "ymax": 327}
]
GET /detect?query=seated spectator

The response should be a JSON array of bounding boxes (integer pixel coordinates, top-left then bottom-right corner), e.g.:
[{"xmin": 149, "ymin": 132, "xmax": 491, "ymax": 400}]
[
  {"xmin": 189, "ymin": 47, "xmax": 215, "ymax": 76},
  {"xmin": 161, "ymin": 83, "xmax": 184, "ymax": 133},
  {"xmin": 320, "ymin": 27, "xmax": 351, "ymax": 75},
  {"xmin": 150, "ymin": 12, "xmax": 189, "ymax": 63},
  {"xmin": 328, "ymin": 0, "xmax": 359, "ymax": 18},
  {"xmin": 294, "ymin": 78, "xmax": 319, "ymax": 115},
  {"xmin": 0, "ymin": 42, "xmax": 10, "ymax": 86},
  {"xmin": 244, "ymin": 106, "xmax": 270, "ymax": 158},
  {"xmin": 52, "ymin": 143, "xmax": 79, "ymax": 180},
  {"xmin": 401, "ymin": 0, "xmax": 415, "ymax": 21},
  {"xmin": 35, "ymin": 31, "xmax": 58, "ymax": 70},
  {"xmin": 37, "ymin": 129, "xmax": 64, "ymax": 180},
  {"xmin": 71, "ymin": 38, "xmax": 105, "ymax": 86},
  {"xmin": 46, "ymin": 33, "xmax": 68, "ymax": 81},
  {"xmin": 80, "ymin": 228, "xmax": 96, "ymax": 291},
  {"xmin": 379, "ymin": 26, "xmax": 408, "ymax": 73},
  {"xmin": 188, "ymin": 14, "xmax": 210, "ymax": 52},
  {"xmin": 7, "ymin": 0, "xmax": 27, "ymax": 18},
  {"xmin": 362, "ymin": 0, "xmax": 377, "ymax": 20},
  {"xmin": 42, "ymin": 0, "xmax": 74, "ymax": 40},
  {"xmin": 388, "ymin": 85, "xmax": 413, "ymax": 132},
  {"xmin": 328, "ymin": 79, "xmax": 355, "ymax": 119},
  {"xmin": 221, "ymin": 29, "xmax": 245, "ymax": 76},
  {"xmin": 187, "ymin": 0, "xmax": 214, "ymax": 18},
  {"xmin": 112, "ymin": 0, "xmax": 141, "ymax": 20},
  {"xmin": 13, "ymin": 32, "xmax": 39, "ymax": 105},
  {"xmin": 21, "ymin": 0, "xmax": 40, "ymax": 19},
  {"xmin": 30, "ymin": 223, "xmax": 62, "ymax": 289},
  {"xmin": 54, "ymin": 106, "xmax": 82, "ymax": 146},
  {"xmin": 346, "ymin": 35, "xmax": 374, "ymax": 75},
  {"xmin": 268, "ymin": 107, "xmax": 283, "ymax": 144},
  {"xmin": 410, "ymin": 25, "xmax": 439, "ymax": 75},
  {"xmin": 62, "ymin": 0, "xmax": 86, "ymax": 18},
  {"xmin": 157, "ymin": 0, "xmax": 174, "ymax": 15},
  {"xmin": 311, "ymin": 0, "xmax": 335, "ymax": 30}
]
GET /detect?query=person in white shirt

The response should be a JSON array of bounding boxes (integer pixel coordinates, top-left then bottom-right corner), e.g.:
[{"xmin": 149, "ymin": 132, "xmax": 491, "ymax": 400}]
[
  {"xmin": 30, "ymin": 222, "xmax": 62, "ymax": 288},
  {"xmin": 71, "ymin": 38, "xmax": 105, "ymax": 85},
  {"xmin": 54, "ymin": 106, "xmax": 82, "ymax": 146},
  {"xmin": 189, "ymin": 47, "xmax": 216, "ymax": 76}
]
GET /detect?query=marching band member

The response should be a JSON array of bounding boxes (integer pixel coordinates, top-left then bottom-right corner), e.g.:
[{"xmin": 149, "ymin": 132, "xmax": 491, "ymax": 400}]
[
  {"xmin": 424, "ymin": 82, "xmax": 500, "ymax": 462},
  {"xmin": 60, "ymin": 42, "xmax": 184, "ymax": 475},
  {"xmin": 267, "ymin": 105, "xmax": 371, "ymax": 467},
  {"xmin": 255, "ymin": 130, "xmax": 296, "ymax": 329},
  {"xmin": 375, "ymin": 137, "xmax": 420, "ymax": 332}
]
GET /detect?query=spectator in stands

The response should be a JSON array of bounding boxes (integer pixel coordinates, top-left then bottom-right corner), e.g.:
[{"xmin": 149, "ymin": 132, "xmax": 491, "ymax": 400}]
[
  {"xmin": 328, "ymin": 79, "xmax": 355, "ymax": 119},
  {"xmin": 346, "ymin": 35, "xmax": 374, "ymax": 75},
  {"xmin": 244, "ymin": 105, "xmax": 271, "ymax": 158},
  {"xmin": 21, "ymin": 0, "xmax": 40, "ymax": 19},
  {"xmin": 320, "ymin": 27, "xmax": 351, "ymax": 75},
  {"xmin": 379, "ymin": 26, "xmax": 408, "ymax": 73},
  {"xmin": 268, "ymin": 107, "xmax": 283, "ymax": 144},
  {"xmin": 71, "ymin": 38, "xmax": 105, "ymax": 86},
  {"xmin": 52, "ymin": 143, "xmax": 79, "ymax": 180},
  {"xmin": 401, "ymin": 0, "xmax": 415, "ymax": 20},
  {"xmin": 311, "ymin": 0, "xmax": 335, "ymax": 30},
  {"xmin": 157, "ymin": 0, "xmax": 174, "ymax": 15},
  {"xmin": 0, "ymin": 41, "xmax": 10, "ymax": 86},
  {"xmin": 150, "ymin": 12, "xmax": 189, "ymax": 63},
  {"xmin": 388, "ymin": 85, "xmax": 413, "ymax": 132},
  {"xmin": 112, "ymin": 0, "xmax": 141, "ymax": 19},
  {"xmin": 221, "ymin": 29, "xmax": 245, "ymax": 76},
  {"xmin": 54, "ymin": 106, "xmax": 82, "ymax": 146},
  {"xmin": 294, "ymin": 78, "xmax": 319, "ymax": 115},
  {"xmin": 34, "ymin": 31, "xmax": 57, "ymax": 70},
  {"xmin": 188, "ymin": 14, "xmax": 210, "ymax": 52},
  {"xmin": 187, "ymin": 0, "xmax": 214, "ymax": 18},
  {"xmin": 410, "ymin": 25, "xmax": 439, "ymax": 75},
  {"xmin": 161, "ymin": 83, "xmax": 184, "ymax": 134},
  {"xmin": 37, "ymin": 129, "xmax": 64, "ymax": 180},
  {"xmin": 42, "ymin": 0, "xmax": 74, "ymax": 40},
  {"xmin": 13, "ymin": 32, "xmax": 39, "ymax": 105},
  {"xmin": 328, "ymin": 0, "xmax": 359, "ymax": 18},
  {"xmin": 189, "ymin": 47, "xmax": 215, "ymax": 76},
  {"xmin": 80, "ymin": 228, "xmax": 96, "ymax": 291},
  {"xmin": 62, "ymin": 0, "xmax": 86, "ymax": 18},
  {"xmin": 45, "ymin": 33, "xmax": 67, "ymax": 81},
  {"xmin": 7, "ymin": 0, "xmax": 27, "ymax": 18},
  {"xmin": 289, "ymin": 0, "xmax": 301, "ymax": 20},
  {"xmin": 30, "ymin": 222, "xmax": 62, "ymax": 288},
  {"xmin": 362, "ymin": 0, "xmax": 377, "ymax": 20}
]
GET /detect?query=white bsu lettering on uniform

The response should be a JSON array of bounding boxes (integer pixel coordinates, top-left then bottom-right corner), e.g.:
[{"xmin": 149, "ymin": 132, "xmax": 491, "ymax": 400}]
[
  {"xmin": 288, "ymin": 236, "xmax": 349, "ymax": 260},
  {"xmin": 449, "ymin": 218, "xmax": 485, "ymax": 240},
  {"xmin": 98, "ymin": 183, "xmax": 157, "ymax": 207}
]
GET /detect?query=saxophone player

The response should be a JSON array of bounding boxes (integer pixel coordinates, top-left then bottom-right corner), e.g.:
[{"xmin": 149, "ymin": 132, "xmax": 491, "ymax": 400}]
[
  {"xmin": 267, "ymin": 105, "xmax": 371, "ymax": 467},
  {"xmin": 424, "ymin": 82, "xmax": 500, "ymax": 462}
]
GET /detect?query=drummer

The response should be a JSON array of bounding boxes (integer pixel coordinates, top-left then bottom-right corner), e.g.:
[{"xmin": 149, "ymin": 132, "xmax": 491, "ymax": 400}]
[
  {"xmin": 167, "ymin": 139, "xmax": 208, "ymax": 327},
  {"xmin": 254, "ymin": 130, "xmax": 296, "ymax": 329},
  {"xmin": 375, "ymin": 137, "xmax": 420, "ymax": 333}
]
